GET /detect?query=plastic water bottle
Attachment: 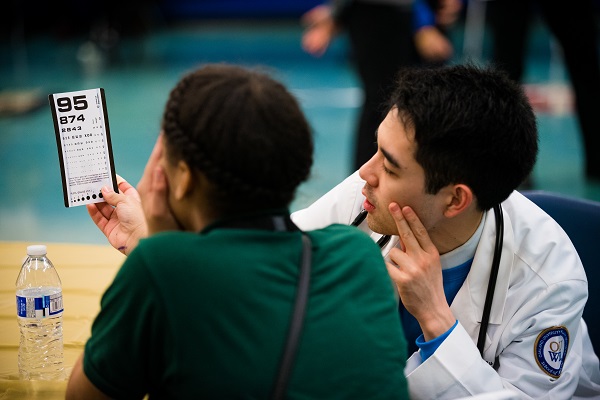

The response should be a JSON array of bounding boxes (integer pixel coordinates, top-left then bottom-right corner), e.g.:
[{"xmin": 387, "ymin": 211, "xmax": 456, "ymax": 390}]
[{"xmin": 15, "ymin": 245, "xmax": 65, "ymax": 380}]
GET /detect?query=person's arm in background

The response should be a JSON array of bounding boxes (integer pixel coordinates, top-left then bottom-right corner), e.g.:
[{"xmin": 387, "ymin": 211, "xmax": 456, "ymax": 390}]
[
  {"xmin": 413, "ymin": 0, "xmax": 462, "ymax": 63},
  {"xmin": 301, "ymin": 0, "xmax": 349, "ymax": 56},
  {"xmin": 435, "ymin": 0, "xmax": 462, "ymax": 26}
]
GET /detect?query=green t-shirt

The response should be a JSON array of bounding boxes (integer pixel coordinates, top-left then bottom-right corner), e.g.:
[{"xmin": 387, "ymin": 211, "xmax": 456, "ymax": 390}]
[{"xmin": 84, "ymin": 219, "xmax": 409, "ymax": 399}]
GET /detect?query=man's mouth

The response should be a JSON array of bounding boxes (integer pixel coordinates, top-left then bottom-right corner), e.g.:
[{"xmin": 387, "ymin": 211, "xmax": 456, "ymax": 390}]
[
  {"xmin": 363, "ymin": 198, "xmax": 376, "ymax": 212},
  {"xmin": 362, "ymin": 186, "xmax": 376, "ymax": 212}
]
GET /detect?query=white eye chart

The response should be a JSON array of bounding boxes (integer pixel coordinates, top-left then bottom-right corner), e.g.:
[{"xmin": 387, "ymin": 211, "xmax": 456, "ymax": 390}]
[{"xmin": 49, "ymin": 88, "xmax": 118, "ymax": 207}]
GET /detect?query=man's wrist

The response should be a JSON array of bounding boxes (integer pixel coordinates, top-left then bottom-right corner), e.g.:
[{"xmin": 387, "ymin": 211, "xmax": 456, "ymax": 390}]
[
  {"xmin": 420, "ymin": 309, "xmax": 457, "ymax": 342},
  {"xmin": 416, "ymin": 320, "xmax": 458, "ymax": 361}
]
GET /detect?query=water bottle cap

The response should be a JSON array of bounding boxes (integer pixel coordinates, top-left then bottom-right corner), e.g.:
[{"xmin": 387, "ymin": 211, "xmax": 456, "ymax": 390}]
[{"xmin": 27, "ymin": 245, "xmax": 47, "ymax": 256}]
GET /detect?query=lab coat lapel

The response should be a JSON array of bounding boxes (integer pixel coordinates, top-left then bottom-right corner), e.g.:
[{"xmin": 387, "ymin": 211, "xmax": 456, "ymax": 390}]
[{"xmin": 450, "ymin": 205, "xmax": 514, "ymax": 341}]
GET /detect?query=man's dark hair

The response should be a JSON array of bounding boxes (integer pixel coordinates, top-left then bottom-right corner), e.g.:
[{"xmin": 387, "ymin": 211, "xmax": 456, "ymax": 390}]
[
  {"xmin": 388, "ymin": 63, "xmax": 538, "ymax": 210},
  {"xmin": 162, "ymin": 63, "xmax": 313, "ymax": 213}
]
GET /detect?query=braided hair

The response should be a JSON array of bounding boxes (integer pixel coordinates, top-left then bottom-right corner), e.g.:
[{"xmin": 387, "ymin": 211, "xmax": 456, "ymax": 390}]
[{"xmin": 162, "ymin": 64, "xmax": 313, "ymax": 214}]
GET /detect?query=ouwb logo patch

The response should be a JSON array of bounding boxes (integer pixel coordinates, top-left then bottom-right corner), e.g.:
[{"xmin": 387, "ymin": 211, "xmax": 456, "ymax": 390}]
[{"xmin": 534, "ymin": 326, "xmax": 569, "ymax": 379}]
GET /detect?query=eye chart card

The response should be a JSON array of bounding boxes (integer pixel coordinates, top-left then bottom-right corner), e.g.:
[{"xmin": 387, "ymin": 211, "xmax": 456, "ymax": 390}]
[{"xmin": 49, "ymin": 88, "xmax": 118, "ymax": 207}]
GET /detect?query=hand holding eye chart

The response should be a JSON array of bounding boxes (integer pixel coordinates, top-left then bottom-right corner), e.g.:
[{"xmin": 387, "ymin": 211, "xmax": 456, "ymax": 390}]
[{"xmin": 49, "ymin": 88, "xmax": 118, "ymax": 208}]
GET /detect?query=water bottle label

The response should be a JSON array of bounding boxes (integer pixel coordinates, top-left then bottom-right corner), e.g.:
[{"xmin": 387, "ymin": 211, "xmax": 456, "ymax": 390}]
[{"xmin": 16, "ymin": 292, "xmax": 63, "ymax": 319}]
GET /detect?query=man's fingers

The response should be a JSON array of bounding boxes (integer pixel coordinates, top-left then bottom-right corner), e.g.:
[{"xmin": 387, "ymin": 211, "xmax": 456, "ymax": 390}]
[
  {"xmin": 389, "ymin": 202, "xmax": 420, "ymax": 251},
  {"xmin": 385, "ymin": 260, "xmax": 404, "ymax": 282},
  {"xmin": 401, "ymin": 206, "xmax": 438, "ymax": 254},
  {"xmin": 389, "ymin": 203, "xmax": 438, "ymax": 255}
]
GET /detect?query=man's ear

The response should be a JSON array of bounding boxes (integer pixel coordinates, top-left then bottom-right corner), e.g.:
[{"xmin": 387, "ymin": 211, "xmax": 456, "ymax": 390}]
[
  {"xmin": 173, "ymin": 160, "xmax": 194, "ymax": 200},
  {"xmin": 444, "ymin": 184, "xmax": 474, "ymax": 218}
]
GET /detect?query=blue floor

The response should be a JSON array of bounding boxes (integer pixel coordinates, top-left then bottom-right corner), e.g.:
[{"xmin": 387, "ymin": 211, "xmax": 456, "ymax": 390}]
[{"xmin": 1, "ymin": 18, "xmax": 600, "ymax": 245}]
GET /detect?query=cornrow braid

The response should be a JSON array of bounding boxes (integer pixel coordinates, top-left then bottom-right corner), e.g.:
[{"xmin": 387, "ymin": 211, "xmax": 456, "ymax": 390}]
[
  {"xmin": 162, "ymin": 64, "xmax": 313, "ymax": 213},
  {"xmin": 163, "ymin": 74, "xmax": 237, "ymax": 192}
]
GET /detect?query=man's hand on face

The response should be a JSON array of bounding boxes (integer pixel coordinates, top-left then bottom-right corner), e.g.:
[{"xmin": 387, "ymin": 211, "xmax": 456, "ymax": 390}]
[{"xmin": 385, "ymin": 202, "xmax": 456, "ymax": 341}]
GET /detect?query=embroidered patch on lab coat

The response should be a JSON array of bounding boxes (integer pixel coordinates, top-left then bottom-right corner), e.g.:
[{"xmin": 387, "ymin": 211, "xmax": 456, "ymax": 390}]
[{"xmin": 534, "ymin": 326, "xmax": 569, "ymax": 378}]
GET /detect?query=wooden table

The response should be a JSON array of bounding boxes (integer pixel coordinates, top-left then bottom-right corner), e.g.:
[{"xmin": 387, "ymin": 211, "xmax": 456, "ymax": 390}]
[{"xmin": 0, "ymin": 241, "xmax": 124, "ymax": 399}]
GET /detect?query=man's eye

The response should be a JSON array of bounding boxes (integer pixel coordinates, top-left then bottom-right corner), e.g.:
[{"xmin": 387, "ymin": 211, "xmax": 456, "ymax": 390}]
[{"xmin": 383, "ymin": 164, "xmax": 395, "ymax": 176}]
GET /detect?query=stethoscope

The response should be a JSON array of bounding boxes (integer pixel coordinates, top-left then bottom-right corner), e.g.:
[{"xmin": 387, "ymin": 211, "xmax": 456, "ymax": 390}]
[{"xmin": 351, "ymin": 204, "xmax": 504, "ymax": 360}]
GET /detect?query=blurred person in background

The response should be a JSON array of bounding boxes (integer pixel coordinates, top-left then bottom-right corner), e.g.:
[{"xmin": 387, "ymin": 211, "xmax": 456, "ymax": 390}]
[
  {"xmin": 300, "ymin": 0, "xmax": 461, "ymax": 172},
  {"xmin": 488, "ymin": 0, "xmax": 600, "ymax": 182}
]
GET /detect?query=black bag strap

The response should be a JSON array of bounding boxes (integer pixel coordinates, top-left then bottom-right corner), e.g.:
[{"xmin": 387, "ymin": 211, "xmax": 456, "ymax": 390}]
[{"xmin": 271, "ymin": 233, "xmax": 312, "ymax": 400}]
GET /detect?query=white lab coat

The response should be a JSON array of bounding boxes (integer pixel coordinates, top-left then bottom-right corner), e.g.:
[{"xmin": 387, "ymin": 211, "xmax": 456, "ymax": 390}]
[{"xmin": 292, "ymin": 172, "xmax": 600, "ymax": 399}]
